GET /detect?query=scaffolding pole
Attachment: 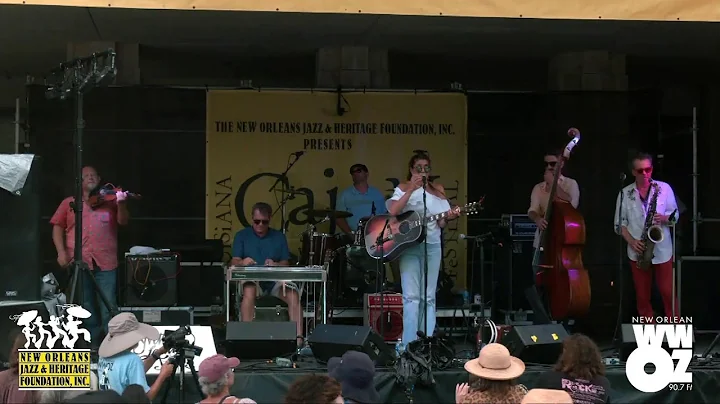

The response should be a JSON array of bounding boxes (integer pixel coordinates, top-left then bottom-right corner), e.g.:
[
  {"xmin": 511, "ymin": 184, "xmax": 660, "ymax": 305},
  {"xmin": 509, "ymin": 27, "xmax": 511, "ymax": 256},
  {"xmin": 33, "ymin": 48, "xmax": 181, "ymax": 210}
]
[{"xmin": 693, "ymin": 107, "xmax": 698, "ymax": 255}]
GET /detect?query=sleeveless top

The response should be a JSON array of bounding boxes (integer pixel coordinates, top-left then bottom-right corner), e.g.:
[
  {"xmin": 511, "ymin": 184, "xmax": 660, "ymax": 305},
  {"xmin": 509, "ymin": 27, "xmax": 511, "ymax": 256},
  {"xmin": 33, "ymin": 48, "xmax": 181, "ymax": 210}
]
[{"xmin": 387, "ymin": 186, "xmax": 451, "ymax": 244}]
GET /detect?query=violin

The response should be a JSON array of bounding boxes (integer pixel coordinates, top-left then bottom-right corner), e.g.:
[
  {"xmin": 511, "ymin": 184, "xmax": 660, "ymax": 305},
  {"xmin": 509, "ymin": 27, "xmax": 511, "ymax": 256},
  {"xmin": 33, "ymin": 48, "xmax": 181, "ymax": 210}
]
[{"xmin": 88, "ymin": 183, "xmax": 141, "ymax": 209}]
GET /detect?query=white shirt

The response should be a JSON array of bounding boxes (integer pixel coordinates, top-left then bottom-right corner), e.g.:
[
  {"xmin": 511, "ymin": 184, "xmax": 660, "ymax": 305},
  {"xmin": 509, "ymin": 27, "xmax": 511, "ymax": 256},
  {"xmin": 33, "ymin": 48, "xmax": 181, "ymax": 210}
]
[
  {"xmin": 614, "ymin": 180, "xmax": 678, "ymax": 264},
  {"xmin": 386, "ymin": 187, "xmax": 451, "ymax": 244},
  {"xmin": 528, "ymin": 176, "xmax": 581, "ymax": 248}
]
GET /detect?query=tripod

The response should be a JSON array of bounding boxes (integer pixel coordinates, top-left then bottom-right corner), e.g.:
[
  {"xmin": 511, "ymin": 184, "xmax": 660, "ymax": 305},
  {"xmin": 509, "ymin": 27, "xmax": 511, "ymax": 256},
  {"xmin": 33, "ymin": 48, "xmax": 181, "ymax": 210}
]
[
  {"xmin": 160, "ymin": 348, "xmax": 203, "ymax": 404},
  {"xmin": 45, "ymin": 51, "xmax": 120, "ymax": 341}
]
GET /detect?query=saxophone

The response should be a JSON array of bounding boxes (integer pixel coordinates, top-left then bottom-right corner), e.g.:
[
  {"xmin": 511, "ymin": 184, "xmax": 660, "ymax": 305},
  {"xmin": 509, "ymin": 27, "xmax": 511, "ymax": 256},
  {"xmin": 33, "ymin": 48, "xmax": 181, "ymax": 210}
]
[{"xmin": 637, "ymin": 181, "xmax": 663, "ymax": 270}]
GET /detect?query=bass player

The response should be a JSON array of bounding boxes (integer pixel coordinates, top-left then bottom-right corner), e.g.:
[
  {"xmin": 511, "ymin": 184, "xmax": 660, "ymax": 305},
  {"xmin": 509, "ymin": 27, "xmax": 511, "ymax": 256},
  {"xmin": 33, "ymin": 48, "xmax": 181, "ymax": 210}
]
[
  {"xmin": 614, "ymin": 152, "xmax": 679, "ymax": 318},
  {"xmin": 526, "ymin": 150, "xmax": 580, "ymax": 324},
  {"xmin": 386, "ymin": 151, "xmax": 459, "ymax": 346}
]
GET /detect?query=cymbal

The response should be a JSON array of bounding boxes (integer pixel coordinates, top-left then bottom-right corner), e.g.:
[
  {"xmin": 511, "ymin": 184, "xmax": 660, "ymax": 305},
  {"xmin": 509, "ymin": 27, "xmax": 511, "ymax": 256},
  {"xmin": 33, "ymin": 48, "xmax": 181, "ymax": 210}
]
[{"xmin": 308, "ymin": 209, "xmax": 353, "ymax": 219}]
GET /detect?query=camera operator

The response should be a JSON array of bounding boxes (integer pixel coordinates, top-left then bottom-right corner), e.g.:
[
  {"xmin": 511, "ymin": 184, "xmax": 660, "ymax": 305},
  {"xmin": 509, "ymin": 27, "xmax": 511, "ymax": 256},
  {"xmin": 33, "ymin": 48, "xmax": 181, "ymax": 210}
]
[{"xmin": 98, "ymin": 313, "xmax": 174, "ymax": 399}]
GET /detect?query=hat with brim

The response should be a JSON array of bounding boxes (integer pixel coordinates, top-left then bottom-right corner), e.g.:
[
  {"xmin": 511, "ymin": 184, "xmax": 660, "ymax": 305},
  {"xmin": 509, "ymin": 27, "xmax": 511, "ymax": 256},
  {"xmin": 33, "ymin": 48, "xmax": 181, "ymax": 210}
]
[
  {"xmin": 99, "ymin": 312, "xmax": 159, "ymax": 358},
  {"xmin": 521, "ymin": 389, "xmax": 573, "ymax": 404},
  {"xmin": 464, "ymin": 343, "xmax": 525, "ymax": 380}
]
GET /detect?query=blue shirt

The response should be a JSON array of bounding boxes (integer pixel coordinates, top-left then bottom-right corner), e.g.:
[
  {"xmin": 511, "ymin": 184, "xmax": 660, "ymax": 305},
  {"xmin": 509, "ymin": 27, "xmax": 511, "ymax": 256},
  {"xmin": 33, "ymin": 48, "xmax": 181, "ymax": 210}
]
[
  {"xmin": 98, "ymin": 350, "xmax": 150, "ymax": 394},
  {"xmin": 336, "ymin": 185, "xmax": 388, "ymax": 231},
  {"xmin": 232, "ymin": 227, "xmax": 290, "ymax": 264}
]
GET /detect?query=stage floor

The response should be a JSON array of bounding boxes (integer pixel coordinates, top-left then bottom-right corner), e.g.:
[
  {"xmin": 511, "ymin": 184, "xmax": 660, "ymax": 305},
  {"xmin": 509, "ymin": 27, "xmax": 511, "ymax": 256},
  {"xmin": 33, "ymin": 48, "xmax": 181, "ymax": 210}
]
[{"xmin": 155, "ymin": 360, "xmax": 720, "ymax": 403}]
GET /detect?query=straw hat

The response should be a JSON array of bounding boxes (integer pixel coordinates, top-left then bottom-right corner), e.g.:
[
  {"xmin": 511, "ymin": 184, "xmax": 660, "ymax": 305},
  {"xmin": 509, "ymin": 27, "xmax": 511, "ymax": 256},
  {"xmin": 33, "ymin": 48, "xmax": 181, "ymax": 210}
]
[
  {"xmin": 464, "ymin": 343, "xmax": 525, "ymax": 380},
  {"xmin": 98, "ymin": 313, "xmax": 159, "ymax": 358},
  {"xmin": 521, "ymin": 389, "xmax": 573, "ymax": 404}
]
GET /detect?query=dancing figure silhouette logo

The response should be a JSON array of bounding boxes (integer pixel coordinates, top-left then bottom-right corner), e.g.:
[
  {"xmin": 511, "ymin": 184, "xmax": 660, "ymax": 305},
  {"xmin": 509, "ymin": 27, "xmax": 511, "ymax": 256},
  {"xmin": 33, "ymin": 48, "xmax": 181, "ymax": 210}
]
[{"xmin": 12, "ymin": 304, "xmax": 93, "ymax": 391}]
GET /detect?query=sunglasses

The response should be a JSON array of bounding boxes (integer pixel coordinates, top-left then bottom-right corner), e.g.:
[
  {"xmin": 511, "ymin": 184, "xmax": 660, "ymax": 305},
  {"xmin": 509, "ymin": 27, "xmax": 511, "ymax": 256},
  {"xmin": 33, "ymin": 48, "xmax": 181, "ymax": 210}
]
[
  {"xmin": 544, "ymin": 161, "xmax": 557, "ymax": 167},
  {"xmin": 414, "ymin": 165, "xmax": 431, "ymax": 173},
  {"xmin": 352, "ymin": 168, "xmax": 365, "ymax": 174},
  {"xmin": 635, "ymin": 167, "xmax": 653, "ymax": 174},
  {"xmin": 253, "ymin": 219, "xmax": 269, "ymax": 225}
]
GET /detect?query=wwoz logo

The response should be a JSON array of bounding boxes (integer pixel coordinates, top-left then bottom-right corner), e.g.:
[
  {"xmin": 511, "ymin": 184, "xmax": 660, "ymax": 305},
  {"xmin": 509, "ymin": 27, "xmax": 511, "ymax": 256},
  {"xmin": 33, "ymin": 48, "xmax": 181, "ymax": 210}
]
[{"xmin": 626, "ymin": 318, "xmax": 694, "ymax": 393}]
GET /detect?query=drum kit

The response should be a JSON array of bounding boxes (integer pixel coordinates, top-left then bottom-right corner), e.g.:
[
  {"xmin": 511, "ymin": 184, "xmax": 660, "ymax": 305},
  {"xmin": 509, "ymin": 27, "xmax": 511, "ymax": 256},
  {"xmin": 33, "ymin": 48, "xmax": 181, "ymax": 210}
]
[{"xmin": 299, "ymin": 209, "xmax": 382, "ymax": 305}]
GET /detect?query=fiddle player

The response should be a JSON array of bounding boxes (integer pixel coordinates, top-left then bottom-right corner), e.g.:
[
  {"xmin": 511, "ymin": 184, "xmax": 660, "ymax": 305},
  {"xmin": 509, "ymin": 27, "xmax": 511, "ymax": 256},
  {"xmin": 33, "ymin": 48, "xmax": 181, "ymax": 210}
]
[
  {"xmin": 50, "ymin": 166, "xmax": 129, "ymax": 346},
  {"xmin": 335, "ymin": 163, "xmax": 401, "ymax": 290},
  {"xmin": 231, "ymin": 202, "xmax": 303, "ymax": 344},
  {"xmin": 614, "ymin": 152, "xmax": 679, "ymax": 318},
  {"xmin": 386, "ymin": 151, "xmax": 460, "ymax": 345},
  {"xmin": 526, "ymin": 150, "xmax": 580, "ymax": 324}
]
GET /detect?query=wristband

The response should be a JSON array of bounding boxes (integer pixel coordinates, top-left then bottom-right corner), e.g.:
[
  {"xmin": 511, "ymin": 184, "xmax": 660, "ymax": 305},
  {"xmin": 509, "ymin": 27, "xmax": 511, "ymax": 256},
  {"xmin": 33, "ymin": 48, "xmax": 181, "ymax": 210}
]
[{"xmin": 151, "ymin": 350, "xmax": 162, "ymax": 360}]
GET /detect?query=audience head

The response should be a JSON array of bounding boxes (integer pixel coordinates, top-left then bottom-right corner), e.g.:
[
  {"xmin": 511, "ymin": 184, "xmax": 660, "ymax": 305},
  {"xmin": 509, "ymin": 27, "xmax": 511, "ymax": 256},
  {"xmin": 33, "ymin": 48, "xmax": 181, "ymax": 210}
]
[
  {"xmin": 555, "ymin": 333, "xmax": 605, "ymax": 380},
  {"xmin": 121, "ymin": 384, "xmax": 150, "ymax": 403},
  {"xmin": 66, "ymin": 390, "xmax": 125, "ymax": 403},
  {"xmin": 8, "ymin": 330, "xmax": 25, "ymax": 370},
  {"xmin": 521, "ymin": 389, "xmax": 573, "ymax": 404},
  {"xmin": 464, "ymin": 343, "xmax": 525, "ymax": 394},
  {"xmin": 285, "ymin": 374, "xmax": 343, "ymax": 404},
  {"xmin": 328, "ymin": 351, "xmax": 380, "ymax": 403},
  {"xmin": 99, "ymin": 313, "xmax": 160, "ymax": 358},
  {"xmin": 198, "ymin": 354, "xmax": 240, "ymax": 397},
  {"xmin": 39, "ymin": 389, "xmax": 86, "ymax": 404}
]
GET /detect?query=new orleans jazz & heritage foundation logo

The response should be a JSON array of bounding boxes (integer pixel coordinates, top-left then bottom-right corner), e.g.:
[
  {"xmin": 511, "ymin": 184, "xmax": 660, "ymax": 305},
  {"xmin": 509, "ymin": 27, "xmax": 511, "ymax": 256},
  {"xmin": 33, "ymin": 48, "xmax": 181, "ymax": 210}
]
[{"xmin": 12, "ymin": 305, "xmax": 92, "ymax": 390}]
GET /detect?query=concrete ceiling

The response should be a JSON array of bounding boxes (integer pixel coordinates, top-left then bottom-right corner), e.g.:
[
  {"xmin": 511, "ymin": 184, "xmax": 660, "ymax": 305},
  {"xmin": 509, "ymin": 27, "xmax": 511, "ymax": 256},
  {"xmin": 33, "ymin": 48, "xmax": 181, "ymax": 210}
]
[{"xmin": 1, "ymin": 4, "xmax": 720, "ymax": 76}]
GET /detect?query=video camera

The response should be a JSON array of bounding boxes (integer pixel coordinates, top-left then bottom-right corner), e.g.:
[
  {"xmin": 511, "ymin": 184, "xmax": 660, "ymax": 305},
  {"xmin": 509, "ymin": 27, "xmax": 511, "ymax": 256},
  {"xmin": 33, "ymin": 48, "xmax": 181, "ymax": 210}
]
[{"xmin": 162, "ymin": 326, "xmax": 203, "ymax": 362}]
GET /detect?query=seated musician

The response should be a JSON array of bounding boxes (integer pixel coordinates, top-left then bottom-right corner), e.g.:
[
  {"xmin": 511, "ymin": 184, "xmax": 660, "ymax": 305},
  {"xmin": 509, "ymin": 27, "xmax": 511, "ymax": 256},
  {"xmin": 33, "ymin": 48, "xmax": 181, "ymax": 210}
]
[
  {"xmin": 335, "ymin": 163, "xmax": 401, "ymax": 290},
  {"xmin": 231, "ymin": 202, "xmax": 303, "ymax": 344}
]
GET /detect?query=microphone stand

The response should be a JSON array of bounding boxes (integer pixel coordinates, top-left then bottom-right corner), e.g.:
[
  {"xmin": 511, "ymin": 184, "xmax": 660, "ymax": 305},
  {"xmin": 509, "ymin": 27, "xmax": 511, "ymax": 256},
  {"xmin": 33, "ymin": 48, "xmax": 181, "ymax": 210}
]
[
  {"xmin": 612, "ymin": 174, "xmax": 626, "ymax": 344},
  {"xmin": 377, "ymin": 218, "xmax": 390, "ymax": 341},
  {"xmin": 269, "ymin": 153, "xmax": 302, "ymax": 234},
  {"xmin": 421, "ymin": 176, "xmax": 432, "ymax": 380}
]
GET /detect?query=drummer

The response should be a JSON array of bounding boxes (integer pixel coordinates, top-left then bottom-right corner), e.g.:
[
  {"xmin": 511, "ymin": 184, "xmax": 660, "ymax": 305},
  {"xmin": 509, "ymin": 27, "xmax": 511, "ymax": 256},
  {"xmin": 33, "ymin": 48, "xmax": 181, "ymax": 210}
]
[
  {"xmin": 335, "ymin": 163, "xmax": 400, "ymax": 291},
  {"xmin": 335, "ymin": 163, "xmax": 387, "ymax": 234}
]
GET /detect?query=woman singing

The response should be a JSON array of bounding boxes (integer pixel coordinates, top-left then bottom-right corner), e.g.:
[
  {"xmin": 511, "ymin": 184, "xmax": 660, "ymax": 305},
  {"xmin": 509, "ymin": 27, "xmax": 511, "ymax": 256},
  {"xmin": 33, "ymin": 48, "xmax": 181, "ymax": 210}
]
[{"xmin": 386, "ymin": 151, "xmax": 459, "ymax": 345}]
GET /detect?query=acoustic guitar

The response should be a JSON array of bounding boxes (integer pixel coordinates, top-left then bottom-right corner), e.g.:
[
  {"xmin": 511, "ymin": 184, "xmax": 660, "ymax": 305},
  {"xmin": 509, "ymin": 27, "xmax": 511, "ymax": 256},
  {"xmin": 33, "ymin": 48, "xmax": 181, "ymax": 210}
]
[{"xmin": 363, "ymin": 200, "xmax": 483, "ymax": 261}]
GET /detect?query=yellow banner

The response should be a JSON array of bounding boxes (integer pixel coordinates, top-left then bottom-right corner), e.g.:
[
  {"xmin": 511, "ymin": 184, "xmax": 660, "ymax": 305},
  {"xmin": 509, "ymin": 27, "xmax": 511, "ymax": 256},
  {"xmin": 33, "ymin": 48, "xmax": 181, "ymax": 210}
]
[
  {"xmin": 205, "ymin": 90, "xmax": 468, "ymax": 288},
  {"xmin": 5, "ymin": 1, "xmax": 717, "ymax": 21}
]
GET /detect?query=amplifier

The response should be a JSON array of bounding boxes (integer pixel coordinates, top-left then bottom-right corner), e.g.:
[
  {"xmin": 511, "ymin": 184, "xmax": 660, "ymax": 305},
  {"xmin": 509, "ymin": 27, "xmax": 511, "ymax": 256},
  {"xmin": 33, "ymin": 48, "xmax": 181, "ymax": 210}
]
[
  {"xmin": 363, "ymin": 293, "xmax": 403, "ymax": 341},
  {"xmin": 123, "ymin": 253, "xmax": 179, "ymax": 307},
  {"xmin": 501, "ymin": 214, "xmax": 537, "ymax": 238},
  {"xmin": 0, "ymin": 156, "xmax": 42, "ymax": 301},
  {"xmin": 119, "ymin": 306, "xmax": 193, "ymax": 326}
]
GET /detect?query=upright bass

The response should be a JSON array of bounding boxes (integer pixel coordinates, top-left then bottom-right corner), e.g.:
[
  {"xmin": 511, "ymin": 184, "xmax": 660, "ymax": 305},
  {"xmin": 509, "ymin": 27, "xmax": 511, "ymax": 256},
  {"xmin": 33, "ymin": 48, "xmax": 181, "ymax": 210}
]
[{"xmin": 531, "ymin": 128, "xmax": 591, "ymax": 320}]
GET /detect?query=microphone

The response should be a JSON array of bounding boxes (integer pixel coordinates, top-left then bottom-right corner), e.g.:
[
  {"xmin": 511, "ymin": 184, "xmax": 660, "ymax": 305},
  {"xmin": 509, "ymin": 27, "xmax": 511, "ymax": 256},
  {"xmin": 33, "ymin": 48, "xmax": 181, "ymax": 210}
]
[
  {"xmin": 459, "ymin": 233, "xmax": 492, "ymax": 241},
  {"xmin": 292, "ymin": 151, "xmax": 305, "ymax": 158},
  {"xmin": 620, "ymin": 173, "xmax": 626, "ymax": 181},
  {"xmin": 422, "ymin": 175, "xmax": 427, "ymax": 187},
  {"xmin": 371, "ymin": 201, "xmax": 376, "ymax": 215}
]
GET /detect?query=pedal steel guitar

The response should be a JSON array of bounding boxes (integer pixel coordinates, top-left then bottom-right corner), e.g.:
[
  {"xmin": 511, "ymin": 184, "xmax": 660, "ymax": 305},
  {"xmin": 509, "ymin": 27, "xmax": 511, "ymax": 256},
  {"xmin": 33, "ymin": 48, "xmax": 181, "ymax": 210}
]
[{"xmin": 225, "ymin": 265, "xmax": 328, "ymax": 323}]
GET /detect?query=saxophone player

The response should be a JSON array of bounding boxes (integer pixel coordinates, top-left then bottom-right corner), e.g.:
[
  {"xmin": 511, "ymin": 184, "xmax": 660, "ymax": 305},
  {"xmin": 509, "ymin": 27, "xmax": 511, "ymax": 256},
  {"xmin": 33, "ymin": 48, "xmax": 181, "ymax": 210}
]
[{"xmin": 614, "ymin": 152, "xmax": 680, "ymax": 318}]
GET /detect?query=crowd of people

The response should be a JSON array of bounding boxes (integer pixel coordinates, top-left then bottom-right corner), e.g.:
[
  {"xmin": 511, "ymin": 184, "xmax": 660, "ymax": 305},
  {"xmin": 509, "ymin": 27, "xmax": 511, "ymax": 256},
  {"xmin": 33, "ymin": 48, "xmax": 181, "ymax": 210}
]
[{"xmin": 1, "ymin": 311, "xmax": 611, "ymax": 404}]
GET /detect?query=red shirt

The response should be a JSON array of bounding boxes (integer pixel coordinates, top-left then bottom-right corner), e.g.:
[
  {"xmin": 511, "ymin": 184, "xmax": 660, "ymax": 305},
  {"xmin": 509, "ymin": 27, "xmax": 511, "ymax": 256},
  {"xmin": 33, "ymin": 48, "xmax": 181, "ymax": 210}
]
[{"xmin": 50, "ymin": 197, "xmax": 119, "ymax": 270}]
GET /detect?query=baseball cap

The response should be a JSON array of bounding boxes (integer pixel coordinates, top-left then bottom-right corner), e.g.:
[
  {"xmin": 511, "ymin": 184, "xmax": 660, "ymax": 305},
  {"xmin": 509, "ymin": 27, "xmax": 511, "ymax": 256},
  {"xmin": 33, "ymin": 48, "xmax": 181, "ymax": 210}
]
[
  {"xmin": 349, "ymin": 164, "xmax": 368, "ymax": 174},
  {"xmin": 199, "ymin": 354, "xmax": 240, "ymax": 382},
  {"xmin": 328, "ymin": 351, "xmax": 379, "ymax": 403}
]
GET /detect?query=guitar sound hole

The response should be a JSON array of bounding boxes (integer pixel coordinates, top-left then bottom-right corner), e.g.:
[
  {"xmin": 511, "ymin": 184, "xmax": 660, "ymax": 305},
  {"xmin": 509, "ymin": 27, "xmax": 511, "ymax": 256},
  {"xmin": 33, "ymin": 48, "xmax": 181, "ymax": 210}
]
[{"xmin": 398, "ymin": 221, "xmax": 410, "ymax": 234}]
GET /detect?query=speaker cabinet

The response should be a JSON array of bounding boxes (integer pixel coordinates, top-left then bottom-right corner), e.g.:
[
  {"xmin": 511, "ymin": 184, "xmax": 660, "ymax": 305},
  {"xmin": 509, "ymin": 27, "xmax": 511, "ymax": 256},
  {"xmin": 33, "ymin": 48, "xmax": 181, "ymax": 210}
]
[
  {"xmin": 502, "ymin": 324, "xmax": 568, "ymax": 364},
  {"xmin": 364, "ymin": 293, "xmax": 403, "ymax": 342},
  {"xmin": 308, "ymin": 324, "xmax": 396, "ymax": 366},
  {"xmin": 123, "ymin": 253, "xmax": 178, "ymax": 306},
  {"xmin": 0, "ymin": 156, "xmax": 42, "ymax": 301},
  {"xmin": 225, "ymin": 321, "xmax": 297, "ymax": 360}
]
